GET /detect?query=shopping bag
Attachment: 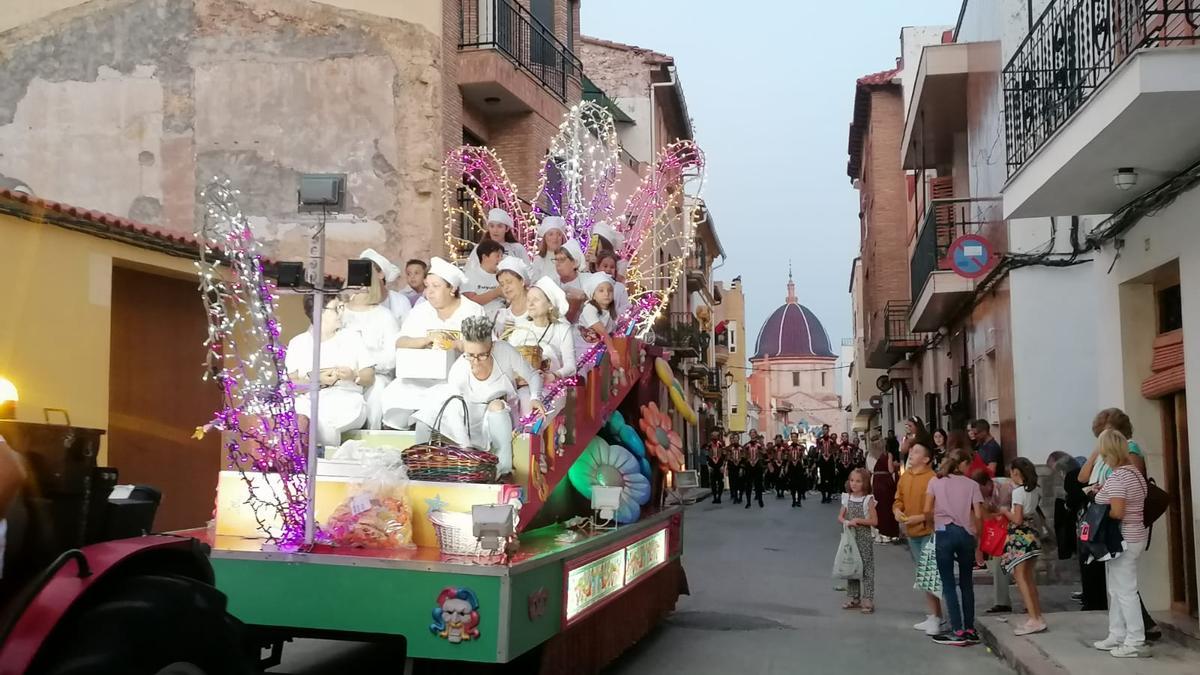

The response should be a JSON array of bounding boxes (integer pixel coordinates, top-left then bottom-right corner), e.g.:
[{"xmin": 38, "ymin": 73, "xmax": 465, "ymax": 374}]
[
  {"xmin": 914, "ymin": 535, "xmax": 942, "ymax": 594},
  {"xmin": 831, "ymin": 527, "xmax": 863, "ymax": 580},
  {"xmin": 980, "ymin": 516, "xmax": 1008, "ymax": 557}
]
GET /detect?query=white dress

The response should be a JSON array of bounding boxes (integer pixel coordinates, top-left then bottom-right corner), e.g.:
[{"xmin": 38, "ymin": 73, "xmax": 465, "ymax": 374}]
[
  {"xmin": 382, "ymin": 289, "xmax": 413, "ymax": 325},
  {"xmin": 507, "ymin": 316, "xmax": 577, "ymax": 378},
  {"xmin": 339, "ymin": 305, "xmax": 401, "ymax": 430},
  {"xmin": 380, "ymin": 298, "xmax": 486, "ymax": 422},
  {"xmin": 463, "ymin": 266, "xmax": 505, "ymax": 319},
  {"xmin": 413, "ymin": 341, "xmax": 543, "ymax": 450},
  {"xmin": 285, "ymin": 329, "xmax": 373, "ymax": 447},
  {"xmin": 574, "ymin": 304, "xmax": 615, "ymax": 376}
]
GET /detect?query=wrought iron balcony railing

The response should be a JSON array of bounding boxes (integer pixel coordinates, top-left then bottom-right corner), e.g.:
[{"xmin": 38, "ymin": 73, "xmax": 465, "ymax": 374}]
[
  {"xmin": 459, "ymin": 0, "xmax": 583, "ymax": 103},
  {"xmin": 884, "ymin": 301, "xmax": 926, "ymax": 349},
  {"xmin": 910, "ymin": 198, "xmax": 990, "ymax": 300},
  {"xmin": 1003, "ymin": 0, "xmax": 1200, "ymax": 173},
  {"xmin": 655, "ymin": 311, "xmax": 710, "ymax": 360}
]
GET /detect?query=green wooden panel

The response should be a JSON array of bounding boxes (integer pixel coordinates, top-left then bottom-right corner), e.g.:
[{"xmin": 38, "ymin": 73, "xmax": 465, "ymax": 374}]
[
  {"xmin": 212, "ymin": 558, "xmax": 502, "ymax": 662},
  {"xmin": 506, "ymin": 561, "xmax": 564, "ymax": 660}
]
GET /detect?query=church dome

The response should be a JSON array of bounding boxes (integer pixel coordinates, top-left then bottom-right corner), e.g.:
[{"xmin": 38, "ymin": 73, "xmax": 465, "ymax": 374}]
[{"xmin": 752, "ymin": 274, "xmax": 836, "ymax": 360}]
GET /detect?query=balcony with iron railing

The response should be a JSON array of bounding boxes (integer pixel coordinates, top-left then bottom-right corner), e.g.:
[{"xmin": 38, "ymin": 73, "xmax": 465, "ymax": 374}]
[
  {"xmin": 867, "ymin": 301, "xmax": 928, "ymax": 368},
  {"xmin": 1001, "ymin": 0, "xmax": 1200, "ymax": 218},
  {"xmin": 458, "ymin": 0, "xmax": 583, "ymax": 108},
  {"xmin": 908, "ymin": 197, "xmax": 1000, "ymax": 332},
  {"xmin": 654, "ymin": 311, "xmax": 710, "ymax": 361}
]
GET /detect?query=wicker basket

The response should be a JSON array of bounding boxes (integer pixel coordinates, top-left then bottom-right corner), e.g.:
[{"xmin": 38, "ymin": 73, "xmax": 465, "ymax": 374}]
[
  {"xmin": 402, "ymin": 395, "xmax": 499, "ymax": 482},
  {"xmin": 429, "ymin": 509, "xmax": 492, "ymax": 556},
  {"xmin": 515, "ymin": 344, "xmax": 544, "ymax": 370}
]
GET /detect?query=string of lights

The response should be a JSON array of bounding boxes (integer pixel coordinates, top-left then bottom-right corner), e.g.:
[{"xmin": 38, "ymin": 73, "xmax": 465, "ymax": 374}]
[{"xmin": 194, "ymin": 178, "xmax": 308, "ymax": 549}]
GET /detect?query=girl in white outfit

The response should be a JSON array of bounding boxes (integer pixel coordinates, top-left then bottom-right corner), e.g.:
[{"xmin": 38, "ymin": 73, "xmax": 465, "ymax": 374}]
[
  {"xmin": 574, "ymin": 272, "xmax": 618, "ymax": 378},
  {"xmin": 285, "ymin": 296, "xmax": 375, "ymax": 448},
  {"xmin": 532, "ymin": 215, "xmax": 567, "ymax": 281},
  {"xmin": 463, "ymin": 208, "xmax": 530, "ymax": 279},
  {"xmin": 412, "ymin": 316, "xmax": 545, "ymax": 479},
  {"xmin": 340, "ymin": 261, "xmax": 401, "ymax": 430},
  {"xmin": 380, "ymin": 257, "xmax": 485, "ymax": 429},
  {"xmin": 462, "ymin": 239, "xmax": 507, "ymax": 320},
  {"xmin": 592, "ymin": 250, "xmax": 631, "ymax": 317}
]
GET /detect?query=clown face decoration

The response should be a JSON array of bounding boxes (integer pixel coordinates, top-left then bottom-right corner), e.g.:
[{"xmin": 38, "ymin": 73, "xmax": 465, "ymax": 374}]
[{"xmin": 430, "ymin": 587, "xmax": 480, "ymax": 644}]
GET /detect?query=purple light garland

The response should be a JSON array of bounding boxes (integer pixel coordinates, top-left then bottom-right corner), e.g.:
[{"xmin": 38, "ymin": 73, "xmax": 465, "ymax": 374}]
[{"xmin": 196, "ymin": 179, "xmax": 309, "ymax": 550}]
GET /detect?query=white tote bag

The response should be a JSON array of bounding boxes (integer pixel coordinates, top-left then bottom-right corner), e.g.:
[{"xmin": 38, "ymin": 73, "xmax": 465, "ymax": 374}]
[{"xmin": 832, "ymin": 526, "xmax": 863, "ymax": 580}]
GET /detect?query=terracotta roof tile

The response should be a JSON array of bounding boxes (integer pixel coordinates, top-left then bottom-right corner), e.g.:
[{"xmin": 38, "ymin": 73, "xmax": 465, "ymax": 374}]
[
  {"xmin": 856, "ymin": 67, "xmax": 901, "ymax": 86},
  {"xmin": 580, "ymin": 35, "xmax": 674, "ymax": 64},
  {"xmin": 0, "ymin": 187, "xmax": 199, "ymax": 251}
]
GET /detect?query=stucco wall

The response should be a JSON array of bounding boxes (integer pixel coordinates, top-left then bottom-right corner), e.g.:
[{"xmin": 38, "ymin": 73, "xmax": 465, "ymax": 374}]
[
  {"xmin": 0, "ymin": 213, "xmax": 307, "ymax": 461},
  {"xmin": 0, "ymin": 0, "xmax": 445, "ymax": 268},
  {"xmin": 1090, "ymin": 188, "xmax": 1200, "ymax": 617}
]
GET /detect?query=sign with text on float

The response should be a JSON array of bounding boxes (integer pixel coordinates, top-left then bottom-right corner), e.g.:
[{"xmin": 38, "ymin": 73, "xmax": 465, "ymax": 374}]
[{"xmin": 564, "ymin": 527, "xmax": 669, "ymax": 623}]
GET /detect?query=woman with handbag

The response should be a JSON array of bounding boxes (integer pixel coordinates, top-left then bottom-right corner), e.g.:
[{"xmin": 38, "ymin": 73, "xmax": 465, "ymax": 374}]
[
  {"xmin": 999, "ymin": 458, "xmax": 1046, "ymax": 636},
  {"xmin": 1090, "ymin": 429, "xmax": 1150, "ymax": 658},
  {"xmin": 411, "ymin": 316, "xmax": 545, "ymax": 481}
]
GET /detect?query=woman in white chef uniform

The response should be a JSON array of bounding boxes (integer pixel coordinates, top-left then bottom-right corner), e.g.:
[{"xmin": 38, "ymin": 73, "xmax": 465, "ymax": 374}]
[
  {"xmin": 381, "ymin": 258, "xmax": 485, "ymax": 430},
  {"xmin": 359, "ymin": 248, "xmax": 412, "ymax": 326},
  {"xmin": 493, "ymin": 257, "xmax": 533, "ymax": 337},
  {"xmin": 341, "ymin": 253, "xmax": 402, "ymax": 430},
  {"xmin": 413, "ymin": 316, "xmax": 545, "ymax": 479},
  {"xmin": 285, "ymin": 295, "xmax": 376, "ymax": 448},
  {"xmin": 531, "ymin": 215, "xmax": 567, "ymax": 281},
  {"xmin": 508, "ymin": 277, "xmax": 576, "ymax": 386},
  {"xmin": 463, "ymin": 208, "xmax": 531, "ymax": 278}
]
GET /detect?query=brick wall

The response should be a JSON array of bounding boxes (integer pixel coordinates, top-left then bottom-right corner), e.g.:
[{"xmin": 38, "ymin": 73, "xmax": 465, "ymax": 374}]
[{"xmin": 858, "ymin": 85, "xmax": 910, "ymax": 354}]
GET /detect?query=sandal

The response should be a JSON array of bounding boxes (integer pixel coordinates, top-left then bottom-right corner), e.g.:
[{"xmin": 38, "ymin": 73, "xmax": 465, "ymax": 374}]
[
  {"xmin": 861, "ymin": 603, "xmax": 875, "ymax": 614},
  {"xmin": 842, "ymin": 600, "xmax": 861, "ymax": 610}
]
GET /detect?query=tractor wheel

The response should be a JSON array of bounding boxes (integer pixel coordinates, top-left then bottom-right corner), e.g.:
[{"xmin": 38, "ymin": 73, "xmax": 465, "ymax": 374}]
[{"xmin": 30, "ymin": 574, "xmax": 256, "ymax": 675}]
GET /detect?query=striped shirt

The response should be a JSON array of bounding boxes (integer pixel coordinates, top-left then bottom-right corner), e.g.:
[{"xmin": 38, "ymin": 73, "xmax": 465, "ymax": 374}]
[{"xmin": 1095, "ymin": 465, "xmax": 1148, "ymax": 543}]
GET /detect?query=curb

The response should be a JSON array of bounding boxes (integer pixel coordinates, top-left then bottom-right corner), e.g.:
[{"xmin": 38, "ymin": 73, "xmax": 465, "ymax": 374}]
[{"xmin": 977, "ymin": 618, "xmax": 1071, "ymax": 675}]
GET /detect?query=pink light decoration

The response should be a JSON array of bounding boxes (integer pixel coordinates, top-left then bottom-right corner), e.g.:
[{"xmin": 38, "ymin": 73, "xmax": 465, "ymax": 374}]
[
  {"xmin": 618, "ymin": 141, "xmax": 705, "ymax": 260},
  {"xmin": 196, "ymin": 179, "xmax": 309, "ymax": 550},
  {"xmin": 441, "ymin": 146, "xmax": 538, "ymax": 255}
]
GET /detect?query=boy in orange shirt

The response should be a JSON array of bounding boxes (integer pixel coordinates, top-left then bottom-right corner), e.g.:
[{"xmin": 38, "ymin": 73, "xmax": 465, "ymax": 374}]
[{"xmin": 894, "ymin": 443, "xmax": 945, "ymax": 635}]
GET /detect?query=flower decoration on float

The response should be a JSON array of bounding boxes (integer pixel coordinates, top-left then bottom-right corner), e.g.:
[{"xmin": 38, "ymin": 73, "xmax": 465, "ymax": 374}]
[
  {"xmin": 193, "ymin": 177, "xmax": 309, "ymax": 550},
  {"xmin": 638, "ymin": 402, "xmax": 686, "ymax": 471}
]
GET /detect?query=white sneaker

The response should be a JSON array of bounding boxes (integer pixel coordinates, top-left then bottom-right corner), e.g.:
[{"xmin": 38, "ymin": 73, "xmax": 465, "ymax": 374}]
[
  {"xmin": 1093, "ymin": 637, "xmax": 1122, "ymax": 651},
  {"xmin": 913, "ymin": 615, "xmax": 938, "ymax": 631},
  {"xmin": 1110, "ymin": 644, "xmax": 1142, "ymax": 658},
  {"xmin": 926, "ymin": 620, "xmax": 950, "ymax": 637}
]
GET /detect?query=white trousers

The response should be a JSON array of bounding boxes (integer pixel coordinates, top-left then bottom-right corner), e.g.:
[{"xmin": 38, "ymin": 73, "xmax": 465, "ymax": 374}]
[
  {"xmin": 1105, "ymin": 540, "xmax": 1145, "ymax": 646},
  {"xmin": 362, "ymin": 373, "xmax": 392, "ymax": 430}
]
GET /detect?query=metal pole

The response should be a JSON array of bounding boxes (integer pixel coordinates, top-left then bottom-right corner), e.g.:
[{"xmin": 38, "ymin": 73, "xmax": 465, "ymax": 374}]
[{"xmin": 304, "ymin": 212, "xmax": 326, "ymax": 546}]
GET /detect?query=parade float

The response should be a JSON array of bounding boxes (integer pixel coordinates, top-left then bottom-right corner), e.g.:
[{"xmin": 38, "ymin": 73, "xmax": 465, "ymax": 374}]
[{"xmin": 186, "ymin": 102, "xmax": 706, "ymax": 671}]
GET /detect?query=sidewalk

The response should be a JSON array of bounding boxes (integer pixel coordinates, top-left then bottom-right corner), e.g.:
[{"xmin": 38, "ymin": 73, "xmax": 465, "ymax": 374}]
[{"xmin": 978, "ymin": 610, "xmax": 1197, "ymax": 675}]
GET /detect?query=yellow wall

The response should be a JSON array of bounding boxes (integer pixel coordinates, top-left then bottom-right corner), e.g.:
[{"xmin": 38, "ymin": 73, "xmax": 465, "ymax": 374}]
[
  {"xmin": 0, "ymin": 214, "xmax": 306, "ymax": 462},
  {"xmin": 716, "ymin": 281, "xmax": 748, "ymax": 433}
]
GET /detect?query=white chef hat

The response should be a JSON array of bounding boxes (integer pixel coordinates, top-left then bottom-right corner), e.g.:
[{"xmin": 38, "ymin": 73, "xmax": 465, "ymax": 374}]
[
  {"xmin": 428, "ymin": 256, "xmax": 467, "ymax": 291},
  {"xmin": 538, "ymin": 215, "xmax": 567, "ymax": 237},
  {"xmin": 486, "ymin": 208, "xmax": 514, "ymax": 228},
  {"xmin": 559, "ymin": 239, "xmax": 584, "ymax": 268},
  {"xmin": 358, "ymin": 248, "xmax": 401, "ymax": 283},
  {"xmin": 582, "ymin": 271, "xmax": 615, "ymax": 299},
  {"xmin": 497, "ymin": 256, "xmax": 531, "ymax": 283},
  {"xmin": 591, "ymin": 221, "xmax": 623, "ymax": 250},
  {"xmin": 533, "ymin": 276, "xmax": 569, "ymax": 316}
]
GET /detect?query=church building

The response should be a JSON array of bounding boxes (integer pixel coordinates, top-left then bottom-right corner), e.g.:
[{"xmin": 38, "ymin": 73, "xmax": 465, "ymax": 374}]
[{"xmin": 748, "ymin": 272, "xmax": 844, "ymax": 438}]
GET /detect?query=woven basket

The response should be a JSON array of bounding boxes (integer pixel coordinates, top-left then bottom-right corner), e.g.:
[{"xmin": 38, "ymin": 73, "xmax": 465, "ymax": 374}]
[
  {"xmin": 403, "ymin": 445, "xmax": 498, "ymax": 483},
  {"xmin": 516, "ymin": 344, "xmax": 544, "ymax": 370},
  {"xmin": 429, "ymin": 509, "xmax": 491, "ymax": 556}
]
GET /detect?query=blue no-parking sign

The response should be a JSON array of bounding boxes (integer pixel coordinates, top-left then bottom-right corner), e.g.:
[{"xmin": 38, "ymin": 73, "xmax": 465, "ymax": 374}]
[{"xmin": 947, "ymin": 234, "xmax": 995, "ymax": 279}]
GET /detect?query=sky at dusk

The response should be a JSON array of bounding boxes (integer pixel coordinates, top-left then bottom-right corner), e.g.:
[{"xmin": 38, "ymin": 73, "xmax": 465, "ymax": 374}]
[{"xmin": 583, "ymin": 0, "xmax": 964, "ymax": 349}]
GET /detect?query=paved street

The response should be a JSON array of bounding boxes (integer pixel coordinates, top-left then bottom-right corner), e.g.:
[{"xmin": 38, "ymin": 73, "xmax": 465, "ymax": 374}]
[
  {"xmin": 605, "ymin": 494, "xmax": 1014, "ymax": 675},
  {"xmin": 272, "ymin": 493, "xmax": 1016, "ymax": 674}
]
